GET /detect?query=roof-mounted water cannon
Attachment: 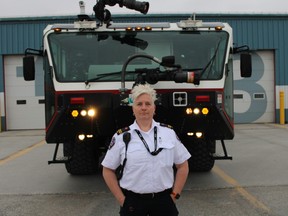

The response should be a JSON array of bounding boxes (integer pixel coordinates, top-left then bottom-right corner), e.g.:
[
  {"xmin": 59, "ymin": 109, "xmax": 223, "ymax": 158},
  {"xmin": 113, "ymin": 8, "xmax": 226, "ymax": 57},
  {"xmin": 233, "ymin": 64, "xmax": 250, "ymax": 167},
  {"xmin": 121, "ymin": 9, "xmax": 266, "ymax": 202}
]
[
  {"xmin": 94, "ymin": 0, "xmax": 149, "ymax": 24},
  {"xmin": 120, "ymin": 0, "xmax": 149, "ymax": 14}
]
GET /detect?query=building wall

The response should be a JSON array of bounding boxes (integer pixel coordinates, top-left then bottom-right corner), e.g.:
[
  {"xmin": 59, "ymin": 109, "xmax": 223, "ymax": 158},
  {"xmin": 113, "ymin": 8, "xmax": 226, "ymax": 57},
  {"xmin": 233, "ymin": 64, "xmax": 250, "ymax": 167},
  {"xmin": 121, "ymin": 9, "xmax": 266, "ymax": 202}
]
[
  {"xmin": 0, "ymin": 14, "xmax": 288, "ymax": 130},
  {"xmin": 0, "ymin": 16, "xmax": 75, "ymax": 130}
]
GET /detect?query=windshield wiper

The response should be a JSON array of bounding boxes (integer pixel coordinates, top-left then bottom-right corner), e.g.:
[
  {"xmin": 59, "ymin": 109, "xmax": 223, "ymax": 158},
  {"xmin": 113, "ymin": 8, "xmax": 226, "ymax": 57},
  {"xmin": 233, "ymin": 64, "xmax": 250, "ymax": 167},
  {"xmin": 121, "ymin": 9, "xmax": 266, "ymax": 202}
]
[
  {"xmin": 85, "ymin": 71, "xmax": 121, "ymax": 85},
  {"xmin": 200, "ymin": 40, "xmax": 221, "ymax": 79}
]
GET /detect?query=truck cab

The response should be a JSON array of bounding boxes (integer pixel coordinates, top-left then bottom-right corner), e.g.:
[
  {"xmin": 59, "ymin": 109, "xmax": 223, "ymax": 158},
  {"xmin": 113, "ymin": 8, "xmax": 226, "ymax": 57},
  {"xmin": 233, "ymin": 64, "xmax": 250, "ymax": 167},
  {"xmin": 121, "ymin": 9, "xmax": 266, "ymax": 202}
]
[{"xmin": 23, "ymin": 2, "xmax": 251, "ymax": 175}]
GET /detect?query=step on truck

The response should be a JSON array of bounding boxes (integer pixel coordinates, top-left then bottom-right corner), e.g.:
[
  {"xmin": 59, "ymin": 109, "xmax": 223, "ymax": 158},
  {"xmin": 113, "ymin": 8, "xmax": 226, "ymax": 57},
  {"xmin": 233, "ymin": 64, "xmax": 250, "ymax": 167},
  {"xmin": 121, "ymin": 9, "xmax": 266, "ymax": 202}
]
[{"xmin": 23, "ymin": 0, "xmax": 252, "ymax": 175}]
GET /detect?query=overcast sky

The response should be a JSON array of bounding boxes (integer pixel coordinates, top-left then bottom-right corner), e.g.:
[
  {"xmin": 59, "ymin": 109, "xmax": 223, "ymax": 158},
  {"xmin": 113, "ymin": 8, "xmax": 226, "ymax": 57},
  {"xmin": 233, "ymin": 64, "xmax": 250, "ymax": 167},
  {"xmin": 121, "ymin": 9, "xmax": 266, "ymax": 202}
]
[{"xmin": 1, "ymin": 0, "xmax": 288, "ymax": 18}]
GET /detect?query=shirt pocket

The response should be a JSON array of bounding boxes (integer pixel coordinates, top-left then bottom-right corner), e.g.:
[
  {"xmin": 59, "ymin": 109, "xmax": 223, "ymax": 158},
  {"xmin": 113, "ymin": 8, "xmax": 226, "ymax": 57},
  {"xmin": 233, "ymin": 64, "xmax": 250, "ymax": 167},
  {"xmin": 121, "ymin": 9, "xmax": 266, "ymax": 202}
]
[
  {"xmin": 126, "ymin": 144, "xmax": 149, "ymax": 168},
  {"xmin": 157, "ymin": 136, "xmax": 175, "ymax": 168},
  {"xmin": 158, "ymin": 142, "xmax": 175, "ymax": 168}
]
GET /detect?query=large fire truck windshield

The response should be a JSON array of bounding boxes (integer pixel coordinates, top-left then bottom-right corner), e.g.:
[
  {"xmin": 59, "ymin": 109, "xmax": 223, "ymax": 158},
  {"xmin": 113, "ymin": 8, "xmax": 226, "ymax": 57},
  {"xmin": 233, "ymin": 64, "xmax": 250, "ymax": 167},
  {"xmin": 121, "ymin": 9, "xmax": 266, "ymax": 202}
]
[{"xmin": 48, "ymin": 30, "xmax": 229, "ymax": 82}]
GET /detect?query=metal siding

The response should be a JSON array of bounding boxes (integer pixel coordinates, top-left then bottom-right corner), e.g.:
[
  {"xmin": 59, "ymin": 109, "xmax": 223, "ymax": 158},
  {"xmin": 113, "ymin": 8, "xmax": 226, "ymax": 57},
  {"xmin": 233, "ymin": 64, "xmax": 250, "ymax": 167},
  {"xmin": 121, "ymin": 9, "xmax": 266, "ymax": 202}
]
[
  {"xmin": 280, "ymin": 20, "xmax": 288, "ymax": 85},
  {"xmin": 284, "ymin": 22, "xmax": 288, "ymax": 81},
  {"xmin": 0, "ymin": 56, "xmax": 3, "ymax": 92},
  {"xmin": 214, "ymin": 16, "xmax": 286, "ymax": 86},
  {"xmin": 1, "ymin": 23, "xmax": 29, "ymax": 54},
  {"xmin": 0, "ymin": 14, "xmax": 287, "ymax": 126},
  {"xmin": 0, "ymin": 17, "xmax": 75, "ymax": 55},
  {"xmin": 1, "ymin": 24, "xmax": 8, "ymax": 53},
  {"xmin": 0, "ymin": 56, "xmax": 4, "ymax": 130},
  {"xmin": 0, "ymin": 14, "xmax": 287, "ymax": 100},
  {"xmin": 1, "ymin": 15, "xmax": 288, "ymax": 83}
]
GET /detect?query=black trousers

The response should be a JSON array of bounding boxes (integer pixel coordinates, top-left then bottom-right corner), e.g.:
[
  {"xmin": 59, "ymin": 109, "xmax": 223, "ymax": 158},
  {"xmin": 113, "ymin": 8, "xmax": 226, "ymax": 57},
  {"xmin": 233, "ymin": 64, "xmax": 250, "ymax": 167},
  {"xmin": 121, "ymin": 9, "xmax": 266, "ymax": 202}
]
[{"xmin": 120, "ymin": 188, "xmax": 179, "ymax": 216}]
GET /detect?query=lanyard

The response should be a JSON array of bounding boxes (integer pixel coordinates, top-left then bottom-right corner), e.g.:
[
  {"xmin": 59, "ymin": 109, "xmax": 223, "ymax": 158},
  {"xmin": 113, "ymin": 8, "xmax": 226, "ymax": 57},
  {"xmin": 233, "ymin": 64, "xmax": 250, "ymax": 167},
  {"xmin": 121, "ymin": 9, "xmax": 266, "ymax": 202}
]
[{"xmin": 135, "ymin": 127, "xmax": 163, "ymax": 156}]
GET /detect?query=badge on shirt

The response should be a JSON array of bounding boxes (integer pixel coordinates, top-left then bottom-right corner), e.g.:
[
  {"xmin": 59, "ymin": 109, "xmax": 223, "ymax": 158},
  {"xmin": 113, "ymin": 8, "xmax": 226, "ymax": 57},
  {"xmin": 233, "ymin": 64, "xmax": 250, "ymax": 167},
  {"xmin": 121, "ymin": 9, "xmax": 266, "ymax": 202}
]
[
  {"xmin": 159, "ymin": 137, "xmax": 162, "ymax": 145},
  {"xmin": 108, "ymin": 137, "xmax": 116, "ymax": 150}
]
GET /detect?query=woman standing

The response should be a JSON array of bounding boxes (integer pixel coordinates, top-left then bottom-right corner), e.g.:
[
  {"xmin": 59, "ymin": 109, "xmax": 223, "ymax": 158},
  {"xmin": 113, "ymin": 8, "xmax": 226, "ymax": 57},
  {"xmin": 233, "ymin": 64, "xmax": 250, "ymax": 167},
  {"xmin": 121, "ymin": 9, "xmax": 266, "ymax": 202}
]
[{"xmin": 102, "ymin": 84, "xmax": 191, "ymax": 216}]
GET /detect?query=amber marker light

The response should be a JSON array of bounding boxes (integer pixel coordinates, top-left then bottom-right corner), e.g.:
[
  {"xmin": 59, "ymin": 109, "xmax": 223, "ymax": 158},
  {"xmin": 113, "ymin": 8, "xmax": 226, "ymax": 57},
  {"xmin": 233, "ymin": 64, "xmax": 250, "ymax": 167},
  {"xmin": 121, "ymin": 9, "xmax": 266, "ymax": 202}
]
[
  {"xmin": 71, "ymin": 110, "xmax": 79, "ymax": 118},
  {"xmin": 135, "ymin": 26, "xmax": 142, "ymax": 31},
  {"xmin": 202, "ymin": 108, "xmax": 209, "ymax": 115},
  {"xmin": 215, "ymin": 26, "xmax": 223, "ymax": 31},
  {"xmin": 126, "ymin": 27, "xmax": 133, "ymax": 31},
  {"xmin": 145, "ymin": 26, "xmax": 152, "ymax": 31},
  {"xmin": 53, "ymin": 28, "xmax": 62, "ymax": 33}
]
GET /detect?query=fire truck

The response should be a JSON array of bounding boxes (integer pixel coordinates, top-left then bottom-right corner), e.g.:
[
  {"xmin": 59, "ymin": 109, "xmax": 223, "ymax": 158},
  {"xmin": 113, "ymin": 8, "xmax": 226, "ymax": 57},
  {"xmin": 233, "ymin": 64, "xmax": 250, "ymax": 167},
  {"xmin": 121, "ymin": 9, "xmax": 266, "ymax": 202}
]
[{"xmin": 23, "ymin": 0, "xmax": 251, "ymax": 175}]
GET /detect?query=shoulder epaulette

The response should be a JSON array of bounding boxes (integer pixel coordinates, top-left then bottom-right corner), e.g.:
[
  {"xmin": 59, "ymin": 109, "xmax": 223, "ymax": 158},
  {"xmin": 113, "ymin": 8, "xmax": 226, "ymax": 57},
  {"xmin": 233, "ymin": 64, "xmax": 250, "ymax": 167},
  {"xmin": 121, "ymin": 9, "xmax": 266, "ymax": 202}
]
[
  {"xmin": 160, "ymin": 123, "xmax": 173, "ymax": 129},
  {"xmin": 116, "ymin": 127, "xmax": 130, "ymax": 135}
]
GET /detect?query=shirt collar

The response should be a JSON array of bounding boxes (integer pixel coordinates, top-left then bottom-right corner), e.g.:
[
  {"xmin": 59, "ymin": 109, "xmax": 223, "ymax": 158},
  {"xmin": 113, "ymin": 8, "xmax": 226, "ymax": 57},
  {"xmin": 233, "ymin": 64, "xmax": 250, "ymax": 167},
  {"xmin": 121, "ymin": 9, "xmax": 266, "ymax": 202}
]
[{"xmin": 131, "ymin": 120, "xmax": 158, "ymax": 133}]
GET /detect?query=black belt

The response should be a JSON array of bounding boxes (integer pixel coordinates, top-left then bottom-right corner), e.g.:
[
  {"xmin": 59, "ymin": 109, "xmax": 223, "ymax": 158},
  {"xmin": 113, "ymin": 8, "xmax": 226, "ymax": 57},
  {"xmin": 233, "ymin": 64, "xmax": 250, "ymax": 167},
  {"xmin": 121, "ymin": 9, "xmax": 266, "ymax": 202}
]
[{"xmin": 122, "ymin": 188, "xmax": 172, "ymax": 199}]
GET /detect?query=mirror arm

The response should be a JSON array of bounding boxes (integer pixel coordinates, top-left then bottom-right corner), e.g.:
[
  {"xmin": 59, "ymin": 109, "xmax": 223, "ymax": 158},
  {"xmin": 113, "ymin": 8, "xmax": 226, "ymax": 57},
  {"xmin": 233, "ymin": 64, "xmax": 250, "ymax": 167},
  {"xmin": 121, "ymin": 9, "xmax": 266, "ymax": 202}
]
[{"xmin": 25, "ymin": 48, "xmax": 43, "ymax": 56}]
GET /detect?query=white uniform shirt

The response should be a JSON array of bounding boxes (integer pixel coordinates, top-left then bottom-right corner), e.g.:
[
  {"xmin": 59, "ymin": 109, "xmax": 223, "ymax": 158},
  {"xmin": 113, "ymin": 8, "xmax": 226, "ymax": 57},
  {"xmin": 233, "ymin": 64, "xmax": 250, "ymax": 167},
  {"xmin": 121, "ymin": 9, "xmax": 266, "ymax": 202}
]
[{"xmin": 101, "ymin": 120, "xmax": 191, "ymax": 194}]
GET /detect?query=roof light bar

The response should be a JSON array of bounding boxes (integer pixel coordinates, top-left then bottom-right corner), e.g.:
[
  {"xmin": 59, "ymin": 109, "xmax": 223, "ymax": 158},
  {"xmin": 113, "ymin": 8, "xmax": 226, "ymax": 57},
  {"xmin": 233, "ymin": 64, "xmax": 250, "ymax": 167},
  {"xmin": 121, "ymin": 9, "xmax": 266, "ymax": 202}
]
[
  {"xmin": 74, "ymin": 20, "xmax": 97, "ymax": 29},
  {"xmin": 109, "ymin": 22, "xmax": 170, "ymax": 29},
  {"xmin": 177, "ymin": 20, "xmax": 225, "ymax": 29}
]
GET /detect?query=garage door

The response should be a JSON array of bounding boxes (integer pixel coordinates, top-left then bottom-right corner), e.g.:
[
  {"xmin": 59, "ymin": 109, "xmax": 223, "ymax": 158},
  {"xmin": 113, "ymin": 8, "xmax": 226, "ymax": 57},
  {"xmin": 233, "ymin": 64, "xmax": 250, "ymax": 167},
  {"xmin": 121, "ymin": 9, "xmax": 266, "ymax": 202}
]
[
  {"xmin": 233, "ymin": 51, "xmax": 275, "ymax": 123},
  {"xmin": 4, "ymin": 55, "xmax": 45, "ymax": 130}
]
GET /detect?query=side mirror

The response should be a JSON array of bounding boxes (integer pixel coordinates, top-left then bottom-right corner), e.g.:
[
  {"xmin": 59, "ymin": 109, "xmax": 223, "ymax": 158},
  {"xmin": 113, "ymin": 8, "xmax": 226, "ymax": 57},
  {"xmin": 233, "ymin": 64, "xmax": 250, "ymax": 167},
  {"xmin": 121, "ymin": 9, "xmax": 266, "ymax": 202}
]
[
  {"xmin": 23, "ymin": 56, "xmax": 35, "ymax": 81},
  {"xmin": 240, "ymin": 53, "xmax": 252, "ymax": 78}
]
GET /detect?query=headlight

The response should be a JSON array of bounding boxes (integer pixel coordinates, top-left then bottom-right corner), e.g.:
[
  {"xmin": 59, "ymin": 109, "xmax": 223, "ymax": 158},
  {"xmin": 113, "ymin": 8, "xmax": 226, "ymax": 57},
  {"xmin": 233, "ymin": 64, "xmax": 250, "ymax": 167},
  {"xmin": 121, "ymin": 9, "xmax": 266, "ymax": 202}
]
[
  {"xmin": 78, "ymin": 134, "xmax": 85, "ymax": 141},
  {"xmin": 193, "ymin": 108, "xmax": 200, "ymax": 115},
  {"xmin": 195, "ymin": 132, "xmax": 203, "ymax": 138},
  {"xmin": 88, "ymin": 109, "xmax": 96, "ymax": 117},
  {"xmin": 186, "ymin": 108, "xmax": 193, "ymax": 115},
  {"xmin": 80, "ymin": 110, "xmax": 87, "ymax": 116}
]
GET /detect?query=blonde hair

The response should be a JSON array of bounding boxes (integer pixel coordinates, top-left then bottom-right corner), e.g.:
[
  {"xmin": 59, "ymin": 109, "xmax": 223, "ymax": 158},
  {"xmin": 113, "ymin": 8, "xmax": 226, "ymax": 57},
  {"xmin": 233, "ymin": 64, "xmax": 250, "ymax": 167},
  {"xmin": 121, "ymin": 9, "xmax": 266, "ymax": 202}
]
[{"xmin": 131, "ymin": 84, "xmax": 157, "ymax": 103}]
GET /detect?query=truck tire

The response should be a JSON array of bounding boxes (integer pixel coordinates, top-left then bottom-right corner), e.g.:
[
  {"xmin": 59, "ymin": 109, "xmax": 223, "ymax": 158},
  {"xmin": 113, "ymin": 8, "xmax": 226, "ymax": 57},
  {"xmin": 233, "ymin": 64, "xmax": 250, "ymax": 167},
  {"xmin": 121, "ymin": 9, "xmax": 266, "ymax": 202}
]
[
  {"xmin": 185, "ymin": 139, "xmax": 215, "ymax": 172},
  {"xmin": 63, "ymin": 141, "xmax": 99, "ymax": 175}
]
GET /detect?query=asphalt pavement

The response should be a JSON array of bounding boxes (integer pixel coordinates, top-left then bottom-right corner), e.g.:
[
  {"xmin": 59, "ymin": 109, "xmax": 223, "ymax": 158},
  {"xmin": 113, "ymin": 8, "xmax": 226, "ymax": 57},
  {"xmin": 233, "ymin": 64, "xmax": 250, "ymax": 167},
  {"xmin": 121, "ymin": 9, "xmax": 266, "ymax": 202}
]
[{"xmin": 0, "ymin": 124, "xmax": 288, "ymax": 216}]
